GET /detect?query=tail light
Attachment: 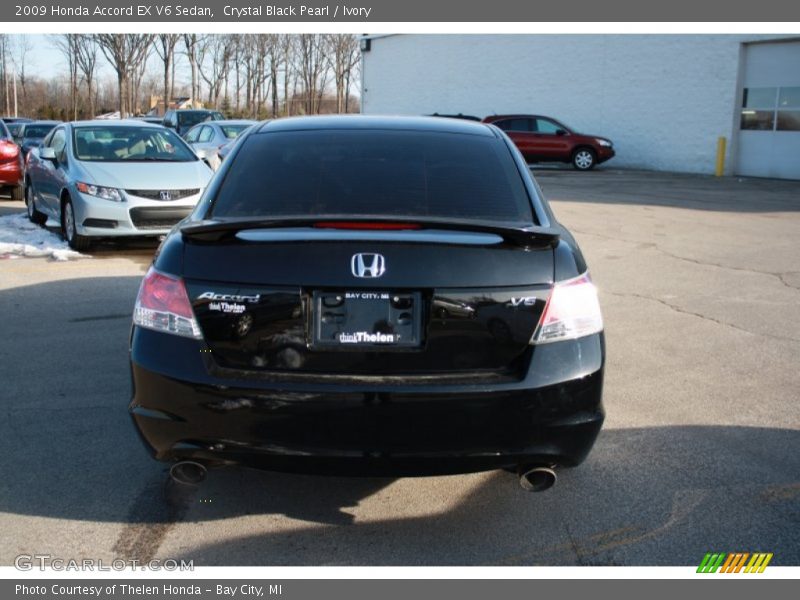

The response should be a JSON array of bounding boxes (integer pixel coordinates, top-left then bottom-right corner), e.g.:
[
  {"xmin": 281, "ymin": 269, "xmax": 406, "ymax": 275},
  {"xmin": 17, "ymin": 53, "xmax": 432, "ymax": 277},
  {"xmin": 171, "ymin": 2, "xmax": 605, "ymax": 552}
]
[
  {"xmin": 531, "ymin": 272, "xmax": 603, "ymax": 344},
  {"xmin": 0, "ymin": 140, "xmax": 19, "ymax": 161},
  {"xmin": 133, "ymin": 267, "xmax": 202, "ymax": 339}
]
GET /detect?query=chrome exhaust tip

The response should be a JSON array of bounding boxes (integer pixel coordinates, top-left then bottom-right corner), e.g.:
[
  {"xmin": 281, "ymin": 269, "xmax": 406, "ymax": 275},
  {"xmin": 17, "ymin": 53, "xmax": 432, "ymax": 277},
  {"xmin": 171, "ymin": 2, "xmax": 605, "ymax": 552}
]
[
  {"xmin": 518, "ymin": 465, "xmax": 557, "ymax": 492},
  {"xmin": 169, "ymin": 461, "xmax": 207, "ymax": 486}
]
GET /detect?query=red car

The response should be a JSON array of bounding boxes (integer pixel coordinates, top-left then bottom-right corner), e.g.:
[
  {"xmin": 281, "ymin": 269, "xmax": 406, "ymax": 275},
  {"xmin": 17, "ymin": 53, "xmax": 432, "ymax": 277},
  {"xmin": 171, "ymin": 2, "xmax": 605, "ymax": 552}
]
[
  {"xmin": 0, "ymin": 120, "xmax": 24, "ymax": 200},
  {"xmin": 482, "ymin": 114, "xmax": 615, "ymax": 171}
]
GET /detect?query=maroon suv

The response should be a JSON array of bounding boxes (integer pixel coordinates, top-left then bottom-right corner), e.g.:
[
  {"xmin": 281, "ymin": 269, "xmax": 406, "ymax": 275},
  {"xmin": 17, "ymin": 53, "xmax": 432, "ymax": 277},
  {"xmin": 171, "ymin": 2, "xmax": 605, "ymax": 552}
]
[{"xmin": 482, "ymin": 114, "xmax": 615, "ymax": 171}]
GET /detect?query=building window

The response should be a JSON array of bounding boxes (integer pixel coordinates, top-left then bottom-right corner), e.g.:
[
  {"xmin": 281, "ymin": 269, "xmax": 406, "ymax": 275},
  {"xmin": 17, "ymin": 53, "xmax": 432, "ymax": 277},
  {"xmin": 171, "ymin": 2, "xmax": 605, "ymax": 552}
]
[
  {"xmin": 778, "ymin": 87, "xmax": 800, "ymax": 108},
  {"xmin": 741, "ymin": 86, "xmax": 800, "ymax": 132},
  {"xmin": 741, "ymin": 110, "xmax": 775, "ymax": 130},
  {"xmin": 743, "ymin": 87, "xmax": 777, "ymax": 108},
  {"xmin": 777, "ymin": 111, "xmax": 800, "ymax": 131}
]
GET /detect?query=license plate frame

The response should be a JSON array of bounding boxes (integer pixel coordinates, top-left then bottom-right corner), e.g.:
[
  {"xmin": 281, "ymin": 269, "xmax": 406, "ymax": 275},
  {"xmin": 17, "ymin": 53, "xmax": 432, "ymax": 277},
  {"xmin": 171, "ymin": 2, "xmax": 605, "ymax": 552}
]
[{"xmin": 311, "ymin": 290, "xmax": 423, "ymax": 349}]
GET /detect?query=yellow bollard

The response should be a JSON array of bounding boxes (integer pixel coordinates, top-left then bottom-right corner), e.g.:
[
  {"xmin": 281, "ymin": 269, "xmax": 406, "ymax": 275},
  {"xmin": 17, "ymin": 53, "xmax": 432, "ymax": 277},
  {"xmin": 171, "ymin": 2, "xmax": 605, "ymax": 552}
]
[{"xmin": 715, "ymin": 137, "xmax": 727, "ymax": 177}]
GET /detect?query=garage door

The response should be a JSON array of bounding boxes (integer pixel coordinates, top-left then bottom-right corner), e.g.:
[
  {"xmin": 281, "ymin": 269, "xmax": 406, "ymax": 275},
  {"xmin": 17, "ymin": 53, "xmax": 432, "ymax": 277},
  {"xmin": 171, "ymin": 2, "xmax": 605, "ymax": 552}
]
[{"xmin": 736, "ymin": 40, "xmax": 800, "ymax": 180}]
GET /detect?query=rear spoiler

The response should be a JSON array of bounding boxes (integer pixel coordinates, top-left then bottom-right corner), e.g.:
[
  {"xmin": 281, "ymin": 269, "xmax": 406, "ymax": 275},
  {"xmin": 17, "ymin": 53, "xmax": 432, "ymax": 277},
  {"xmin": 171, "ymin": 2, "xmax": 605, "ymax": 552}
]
[{"xmin": 181, "ymin": 217, "xmax": 560, "ymax": 248}]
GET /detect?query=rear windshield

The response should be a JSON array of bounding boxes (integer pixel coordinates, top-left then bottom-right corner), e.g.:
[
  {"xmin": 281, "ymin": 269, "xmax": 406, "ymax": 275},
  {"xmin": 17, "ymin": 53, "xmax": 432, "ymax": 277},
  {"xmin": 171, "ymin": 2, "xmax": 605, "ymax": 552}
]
[
  {"xmin": 24, "ymin": 125, "xmax": 57, "ymax": 138},
  {"xmin": 210, "ymin": 129, "xmax": 533, "ymax": 225},
  {"xmin": 179, "ymin": 111, "xmax": 223, "ymax": 127}
]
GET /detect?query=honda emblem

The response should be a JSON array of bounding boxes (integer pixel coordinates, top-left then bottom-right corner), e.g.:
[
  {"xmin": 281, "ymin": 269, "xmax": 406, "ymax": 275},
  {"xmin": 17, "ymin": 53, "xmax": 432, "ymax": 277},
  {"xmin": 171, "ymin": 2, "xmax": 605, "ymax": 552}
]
[{"xmin": 351, "ymin": 253, "xmax": 386, "ymax": 278}]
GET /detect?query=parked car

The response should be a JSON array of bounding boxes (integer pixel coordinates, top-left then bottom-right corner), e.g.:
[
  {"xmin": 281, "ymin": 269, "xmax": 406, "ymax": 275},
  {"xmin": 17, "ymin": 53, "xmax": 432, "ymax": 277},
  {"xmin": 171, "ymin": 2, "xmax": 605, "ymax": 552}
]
[
  {"xmin": 18, "ymin": 120, "xmax": 62, "ymax": 158},
  {"xmin": 184, "ymin": 119, "xmax": 257, "ymax": 170},
  {"xmin": 129, "ymin": 116, "xmax": 605, "ymax": 495},
  {"xmin": 3, "ymin": 117, "xmax": 33, "ymax": 142},
  {"xmin": 0, "ymin": 120, "xmax": 24, "ymax": 200},
  {"xmin": 162, "ymin": 109, "xmax": 224, "ymax": 138},
  {"xmin": 482, "ymin": 114, "xmax": 615, "ymax": 170},
  {"xmin": 24, "ymin": 120, "xmax": 214, "ymax": 250}
]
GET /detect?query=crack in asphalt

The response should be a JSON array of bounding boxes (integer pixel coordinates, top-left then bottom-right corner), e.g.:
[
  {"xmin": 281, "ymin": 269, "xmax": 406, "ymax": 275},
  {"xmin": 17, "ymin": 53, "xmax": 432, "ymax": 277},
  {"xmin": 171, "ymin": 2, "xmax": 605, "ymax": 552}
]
[
  {"xmin": 493, "ymin": 490, "xmax": 709, "ymax": 565},
  {"xmin": 570, "ymin": 228, "xmax": 800, "ymax": 291},
  {"xmin": 609, "ymin": 291, "xmax": 800, "ymax": 344},
  {"xmin": 69, "ymin": 313, "xmax": 131, "ymax": 323},
  {"xmin": 563, "ymin": 522, "xmax": 586, "ymax": 566}
]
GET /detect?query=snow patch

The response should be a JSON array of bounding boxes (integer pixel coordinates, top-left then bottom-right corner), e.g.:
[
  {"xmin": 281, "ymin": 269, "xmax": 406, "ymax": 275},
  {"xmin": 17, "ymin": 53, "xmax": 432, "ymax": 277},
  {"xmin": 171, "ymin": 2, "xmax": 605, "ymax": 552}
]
[{"xmin": 0, "ymin": 213, "xmax": 89, "ymax": 261}]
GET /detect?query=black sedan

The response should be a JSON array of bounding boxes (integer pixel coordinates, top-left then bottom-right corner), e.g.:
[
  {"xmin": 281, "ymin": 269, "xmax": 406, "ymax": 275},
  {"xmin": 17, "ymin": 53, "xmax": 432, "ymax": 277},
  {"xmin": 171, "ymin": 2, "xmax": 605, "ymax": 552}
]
[{"xmin": 129, "ymin": 116, "xmax": 605, "ymax": 494}]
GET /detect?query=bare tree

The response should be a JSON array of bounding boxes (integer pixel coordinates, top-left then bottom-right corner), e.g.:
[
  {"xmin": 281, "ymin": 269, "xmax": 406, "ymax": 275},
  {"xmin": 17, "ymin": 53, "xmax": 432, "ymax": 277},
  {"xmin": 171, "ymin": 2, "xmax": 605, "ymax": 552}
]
[
  {"xmin": 0, "ymin": 35, "xmax": 9, "ymax": 115},
  {"xmin": 324, "ymin": 35, "xmax": 359, "ymax": 114},
  {"xmin": 281, "ymin": 35, "xmax": 294, "ymax": 116},
  {"xmin": 249, "ymin": 35, "xmax": 276, "ymax": 118},
  {"xmin": 154, "ymin": 34, "xmax": 180, "ymax": 114},
  {"xmin": 182, "ymin": 34, "xmax": 205, "ymax": 106},
  {"xmin": 94, "ymin": 34, "xmax": 154, "ymax": 117},
  {"xmin": 266, "ymin": 35, "xmax": 283, "ymax": 117},
  {"xmin": 198, "ymin": 35, "xmax": 232, "ymax": 109},
  {"xmin": 74, "ymin": 36, "xmax": 99, "ymax": 117},
  {"xmin": 294, "ymin": 34, "xmax": 330, "ymax": 114},
  {"xmin": 53, "ymin": 35, "xmax": 80, "ymax": 119},
  {"xmin": 11, "ymin": 35, "xmax": 34, "ymax": 112},
  {"xmin": 130, "ymin": 45, "xmax": 152, "ymax": 115}
]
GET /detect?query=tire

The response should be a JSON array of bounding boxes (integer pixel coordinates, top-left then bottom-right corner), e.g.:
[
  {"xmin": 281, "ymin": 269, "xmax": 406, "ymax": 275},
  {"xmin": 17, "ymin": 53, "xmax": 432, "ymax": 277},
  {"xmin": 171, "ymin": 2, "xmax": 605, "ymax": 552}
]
[
  {"xmin": 572, "ymin": 148, "xmax": 596, "ymax": 171},
  {"xmin": 10, "ymin": 184, "xmax": 24, "ymax": 201},
  {"xmin": 25, "ymin": 184, "xmax": 46, "ymax": 225},
  {"xmin": 61, "ymin": 196, "xmax": 91, "ymax": 251}
]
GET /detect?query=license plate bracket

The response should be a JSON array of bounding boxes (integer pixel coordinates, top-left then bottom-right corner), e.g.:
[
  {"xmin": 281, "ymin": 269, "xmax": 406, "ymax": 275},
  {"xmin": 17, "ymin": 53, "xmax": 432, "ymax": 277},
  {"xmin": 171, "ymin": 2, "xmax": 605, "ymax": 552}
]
[{"xmin": 311, "ymin": 291, "xmax": 422, "ymax": 349}]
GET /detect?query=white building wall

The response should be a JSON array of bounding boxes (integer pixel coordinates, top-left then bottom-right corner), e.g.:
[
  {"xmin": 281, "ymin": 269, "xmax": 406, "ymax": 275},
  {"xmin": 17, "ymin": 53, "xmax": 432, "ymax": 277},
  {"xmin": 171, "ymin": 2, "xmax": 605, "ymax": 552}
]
[{"xmin": 361, "ymin": 35, "xmax": 786, "ymax": 175}]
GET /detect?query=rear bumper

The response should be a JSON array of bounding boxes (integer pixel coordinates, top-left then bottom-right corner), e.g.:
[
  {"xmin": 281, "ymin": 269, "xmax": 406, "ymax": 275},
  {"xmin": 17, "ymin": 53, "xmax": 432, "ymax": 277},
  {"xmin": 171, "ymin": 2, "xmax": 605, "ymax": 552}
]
[{"xmin": 129, "ymin": 328, "xmax": 605, "ymax": 476}]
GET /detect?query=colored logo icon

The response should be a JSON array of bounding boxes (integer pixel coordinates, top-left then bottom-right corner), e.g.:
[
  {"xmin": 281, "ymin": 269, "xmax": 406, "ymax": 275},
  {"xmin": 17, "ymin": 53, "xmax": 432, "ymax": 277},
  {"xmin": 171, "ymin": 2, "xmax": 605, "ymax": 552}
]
[{"xmin": 697, "ymin": 552, "xmax": 773, "ymax": 573}]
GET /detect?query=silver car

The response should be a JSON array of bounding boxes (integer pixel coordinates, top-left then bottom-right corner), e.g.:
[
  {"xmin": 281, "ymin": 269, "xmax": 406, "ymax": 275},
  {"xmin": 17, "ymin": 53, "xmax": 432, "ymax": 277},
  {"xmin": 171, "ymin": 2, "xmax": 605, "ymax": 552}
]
[
  {"xmin": 24, "ymin": 120, "xmax": 213, "ymax": 250},
  {"xmin": 184, "ymin": 119, "xmax": 257, "ymax": 170}
]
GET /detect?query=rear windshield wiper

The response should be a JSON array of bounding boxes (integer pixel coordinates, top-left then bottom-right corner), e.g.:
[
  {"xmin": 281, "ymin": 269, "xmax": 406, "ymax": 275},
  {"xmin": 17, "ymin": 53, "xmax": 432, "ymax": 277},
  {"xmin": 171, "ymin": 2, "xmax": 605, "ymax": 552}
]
[{"xmin": 181, "ymin": 217, "xmax": 560, "ymax": 248}]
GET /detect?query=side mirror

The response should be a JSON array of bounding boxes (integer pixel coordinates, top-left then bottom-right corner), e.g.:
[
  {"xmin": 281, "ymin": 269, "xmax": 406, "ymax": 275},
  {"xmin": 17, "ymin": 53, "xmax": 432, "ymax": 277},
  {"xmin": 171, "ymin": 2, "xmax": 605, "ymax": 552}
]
[
  {"xmin": 194, "ymin": 148, "xmax": 208, "ymax": 160},
  {"xmin": 40, "ymin": 147, "xmax": 57, "ymax": 161},
  {"xmin": 555, "ymin": 129, "xmax": 568, "ymax": 136}
]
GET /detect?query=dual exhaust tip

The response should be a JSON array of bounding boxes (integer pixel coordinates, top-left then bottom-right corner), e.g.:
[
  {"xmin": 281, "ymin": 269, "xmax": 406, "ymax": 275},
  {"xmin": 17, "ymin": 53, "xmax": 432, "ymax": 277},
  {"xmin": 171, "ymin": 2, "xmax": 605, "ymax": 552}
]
[
  {"xmin": 169, "ymin": 460, "xmax": 555, "ymax": 492},
  {"xmin": 518, "ymin": 465, "xmax": 557, "ymax": 492},
  {"xmin": 169, "ymin": 461, "xmax": 208, "ymax": 487}
]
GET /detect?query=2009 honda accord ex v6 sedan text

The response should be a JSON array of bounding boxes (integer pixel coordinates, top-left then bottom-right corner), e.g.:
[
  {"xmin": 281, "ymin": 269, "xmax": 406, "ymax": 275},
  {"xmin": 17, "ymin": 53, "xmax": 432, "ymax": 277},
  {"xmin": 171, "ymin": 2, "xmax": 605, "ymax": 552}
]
[{"xmin": 129, "ymin": 116, "xmax": 605, "ymax": 492}]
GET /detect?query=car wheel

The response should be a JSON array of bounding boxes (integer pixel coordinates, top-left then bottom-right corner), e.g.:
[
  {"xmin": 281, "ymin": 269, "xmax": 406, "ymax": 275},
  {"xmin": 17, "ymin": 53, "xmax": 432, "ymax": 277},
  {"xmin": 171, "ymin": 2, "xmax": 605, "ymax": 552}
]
[
  {"xmin": 25, "ymin": 184, "xmax": 46, "ymax": 225},
  {"xmin": 61, "ymin": 196, "xmax": 90, "ymax": 251},
  {"xmin": 572, "ymin": 148, "xmax": 596, "ymax": 171},
  {"xmin": 11, "ymin": 184, "xmax": 24, "ymax": 201}
]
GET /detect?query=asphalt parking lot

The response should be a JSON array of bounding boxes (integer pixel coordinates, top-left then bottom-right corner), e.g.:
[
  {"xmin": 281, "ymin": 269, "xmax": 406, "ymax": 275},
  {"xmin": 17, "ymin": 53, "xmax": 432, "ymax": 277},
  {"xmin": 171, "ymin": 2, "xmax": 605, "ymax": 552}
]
[{"xmin": 1, "ymin": 169, "xmax": 799, "ymax": 566}]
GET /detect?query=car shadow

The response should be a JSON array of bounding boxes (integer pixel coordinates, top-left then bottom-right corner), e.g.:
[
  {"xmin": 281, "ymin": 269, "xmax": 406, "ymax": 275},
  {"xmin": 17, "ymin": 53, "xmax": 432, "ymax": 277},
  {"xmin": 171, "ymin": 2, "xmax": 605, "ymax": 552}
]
[{"xmin": 163, "ymin": 425, "xmax": 800, "ymax": 565}]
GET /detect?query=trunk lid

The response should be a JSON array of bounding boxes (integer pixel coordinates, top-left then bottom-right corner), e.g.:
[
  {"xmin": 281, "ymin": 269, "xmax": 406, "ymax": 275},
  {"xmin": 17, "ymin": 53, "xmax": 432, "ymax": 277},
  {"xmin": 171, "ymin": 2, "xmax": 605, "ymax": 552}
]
[{"xmin": 183, "ymin": 231, "xmax": 554, "ymax": 378}]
